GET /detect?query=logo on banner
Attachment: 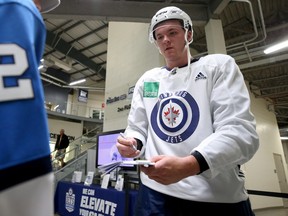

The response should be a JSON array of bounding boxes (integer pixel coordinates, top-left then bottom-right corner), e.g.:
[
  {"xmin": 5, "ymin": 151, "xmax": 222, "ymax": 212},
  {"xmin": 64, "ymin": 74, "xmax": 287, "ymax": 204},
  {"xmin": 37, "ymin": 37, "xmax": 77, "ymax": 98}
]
[
  {"xmin": 65, "ymin": 188, "xmax": 75, "ymax": 212},
  {"xmin": 150, "ymin": 91, "xmax": 199, "ymax": 143}
]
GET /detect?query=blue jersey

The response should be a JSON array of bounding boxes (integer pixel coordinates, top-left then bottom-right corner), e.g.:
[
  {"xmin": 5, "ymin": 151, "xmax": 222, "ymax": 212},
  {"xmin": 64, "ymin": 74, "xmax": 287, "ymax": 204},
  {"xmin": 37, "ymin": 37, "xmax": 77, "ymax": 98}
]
[{"xmin": 0, "ymin": 0, "xmax": 52, "ymax": 191}]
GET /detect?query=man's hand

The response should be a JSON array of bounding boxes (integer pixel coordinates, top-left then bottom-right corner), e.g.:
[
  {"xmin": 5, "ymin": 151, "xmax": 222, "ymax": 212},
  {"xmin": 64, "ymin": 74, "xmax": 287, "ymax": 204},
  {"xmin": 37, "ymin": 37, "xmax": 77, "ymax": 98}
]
[
  {"xmin": 140, "ymin": 155, "xmax": 200, "ymax": 185},
  {"xmin": 116, "ymin": 135, "xmax": 140, "ymax": 158}
]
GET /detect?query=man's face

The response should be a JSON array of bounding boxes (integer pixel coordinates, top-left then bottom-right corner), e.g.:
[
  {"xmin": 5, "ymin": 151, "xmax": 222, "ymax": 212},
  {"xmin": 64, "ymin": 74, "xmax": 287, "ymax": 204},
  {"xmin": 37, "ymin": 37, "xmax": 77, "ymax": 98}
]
[
  {"xmin": 154, "ymin": 20, "xmax": 192, "ymax": 62},
  {"xmin": 60, "ymin": 129, "xmax": 64, "ymax": 135},
  {"xmin": 33, "ymin": 0, "xmax": 42, "ymax": 11}
]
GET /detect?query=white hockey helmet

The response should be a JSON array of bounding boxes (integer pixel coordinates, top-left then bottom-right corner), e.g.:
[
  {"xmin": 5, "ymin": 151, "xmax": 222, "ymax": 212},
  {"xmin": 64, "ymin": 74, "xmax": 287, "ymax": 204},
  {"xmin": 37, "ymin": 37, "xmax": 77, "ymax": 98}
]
[
  {"xmin": 41, "ymin": 0, "xmax": 61, "ymax": 13},
  {"xmin": 148, "ymin": 6, "xmax": 193, "ymax": 43}
]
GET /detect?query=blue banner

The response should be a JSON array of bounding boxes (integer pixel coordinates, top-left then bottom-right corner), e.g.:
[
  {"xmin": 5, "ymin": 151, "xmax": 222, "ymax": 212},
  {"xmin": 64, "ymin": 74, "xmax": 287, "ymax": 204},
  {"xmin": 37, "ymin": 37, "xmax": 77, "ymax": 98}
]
[{"xmin": 55, "ymin": 181, "xmax": 137, "ymax": 216}]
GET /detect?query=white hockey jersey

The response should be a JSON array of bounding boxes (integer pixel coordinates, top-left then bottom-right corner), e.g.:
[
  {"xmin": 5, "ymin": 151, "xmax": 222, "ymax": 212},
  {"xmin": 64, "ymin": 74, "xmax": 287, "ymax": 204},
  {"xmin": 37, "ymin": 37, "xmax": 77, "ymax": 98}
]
[{"xmin": 125, "ymin": 54, "xmax": 259, "ymax": 203}]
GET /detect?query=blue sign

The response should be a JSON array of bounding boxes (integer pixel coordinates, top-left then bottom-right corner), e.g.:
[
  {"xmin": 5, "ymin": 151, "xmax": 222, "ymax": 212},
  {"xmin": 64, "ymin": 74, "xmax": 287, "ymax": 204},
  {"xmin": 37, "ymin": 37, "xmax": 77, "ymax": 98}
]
[{"xmin": 55, "ymin": 181, "xmax": 137, "ymax": 216}]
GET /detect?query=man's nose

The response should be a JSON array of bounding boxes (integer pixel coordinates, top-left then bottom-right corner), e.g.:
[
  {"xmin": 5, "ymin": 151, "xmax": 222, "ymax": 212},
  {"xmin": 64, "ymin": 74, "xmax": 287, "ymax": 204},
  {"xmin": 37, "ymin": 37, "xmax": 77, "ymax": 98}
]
[{"xmin": 163, "ymin": 34, "xmax": 170, "ymax": 43}]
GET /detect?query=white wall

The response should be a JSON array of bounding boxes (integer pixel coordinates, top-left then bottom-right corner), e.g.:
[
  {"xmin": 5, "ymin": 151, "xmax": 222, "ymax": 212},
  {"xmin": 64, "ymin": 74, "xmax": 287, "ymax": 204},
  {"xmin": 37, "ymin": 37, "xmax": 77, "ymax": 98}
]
[
  {"xmin": 104, "ymin": 21, "xmax": 163, "ymax": 131},
  {"xmin": 67, "ymin": 89, "xmax": 105, "ymax": 118},
  {"xmin": 282, "ymin": 140, "xmax": 288, "ymax": 164},
  {"xmin": 244, "ymin": 87, "xmax": 287, "ymax": 209},
  {"xmin": 48, "ymin": 118, "xmax": 83, "ymax": 141}
]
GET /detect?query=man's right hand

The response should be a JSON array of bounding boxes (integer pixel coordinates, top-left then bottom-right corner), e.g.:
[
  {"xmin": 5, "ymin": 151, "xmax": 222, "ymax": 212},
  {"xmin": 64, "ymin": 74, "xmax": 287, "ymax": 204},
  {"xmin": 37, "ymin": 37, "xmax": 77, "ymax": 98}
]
[{"xmin": 116, "ymin": 135, "xmax": 140, "ymax": 158}]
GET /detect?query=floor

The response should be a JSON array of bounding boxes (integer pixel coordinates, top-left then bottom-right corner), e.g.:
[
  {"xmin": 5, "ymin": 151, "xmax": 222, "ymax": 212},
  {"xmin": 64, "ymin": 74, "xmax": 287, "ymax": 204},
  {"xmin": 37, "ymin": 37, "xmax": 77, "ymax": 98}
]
[{"xmin": 254, "ymin": 207, "xmax": 288, "ymax": 216}]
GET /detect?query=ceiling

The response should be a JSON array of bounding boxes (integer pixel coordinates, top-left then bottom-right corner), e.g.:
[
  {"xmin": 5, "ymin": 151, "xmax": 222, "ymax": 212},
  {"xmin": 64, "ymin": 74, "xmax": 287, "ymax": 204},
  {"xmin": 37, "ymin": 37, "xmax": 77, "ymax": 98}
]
[{"xmin": 41, "ymin": 0, "xmax": 288, "ymax": 133}]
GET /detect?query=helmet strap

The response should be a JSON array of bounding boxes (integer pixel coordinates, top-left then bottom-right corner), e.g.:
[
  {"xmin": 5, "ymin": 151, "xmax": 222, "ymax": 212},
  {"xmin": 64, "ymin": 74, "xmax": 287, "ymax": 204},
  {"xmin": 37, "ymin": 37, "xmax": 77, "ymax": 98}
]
[
  {"xmin": 184, "ymin": 29, "xmax": 192, "ymax": 68},
  {"xmin": 154, "ymin": 42, "xmax": 163, "ymax": 55}
]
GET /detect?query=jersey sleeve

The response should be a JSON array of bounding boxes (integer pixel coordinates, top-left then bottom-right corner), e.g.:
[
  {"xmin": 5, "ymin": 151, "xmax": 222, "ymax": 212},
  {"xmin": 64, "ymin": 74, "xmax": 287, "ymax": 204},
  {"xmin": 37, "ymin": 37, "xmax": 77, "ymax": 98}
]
[{"xmin": 193, "ymin": 55, "xmax": 259, "ymax": 179}]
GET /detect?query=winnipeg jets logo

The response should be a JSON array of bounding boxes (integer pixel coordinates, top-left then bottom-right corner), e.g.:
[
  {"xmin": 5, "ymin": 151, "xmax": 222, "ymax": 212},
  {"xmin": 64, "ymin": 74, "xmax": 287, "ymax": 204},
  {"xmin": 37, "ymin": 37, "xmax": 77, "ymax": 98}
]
[
  {"xmin": 65, "ymin": 188, "xmax": 75, "ymax": 212},
  {"xmin": 151, "ymin": 91, "xmax": 199, "ymax": 144},
  {"xmin": 164, "ymin": 100, "xmax": 180, "ymax": 126}
]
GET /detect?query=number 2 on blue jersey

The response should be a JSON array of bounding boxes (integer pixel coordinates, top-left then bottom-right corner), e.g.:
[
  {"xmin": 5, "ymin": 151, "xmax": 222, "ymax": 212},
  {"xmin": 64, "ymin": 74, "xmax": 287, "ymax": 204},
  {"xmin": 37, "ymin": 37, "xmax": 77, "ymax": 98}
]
[{"xmin": 0, "ymin": 44, "xmax": 34, "ymax": 102}]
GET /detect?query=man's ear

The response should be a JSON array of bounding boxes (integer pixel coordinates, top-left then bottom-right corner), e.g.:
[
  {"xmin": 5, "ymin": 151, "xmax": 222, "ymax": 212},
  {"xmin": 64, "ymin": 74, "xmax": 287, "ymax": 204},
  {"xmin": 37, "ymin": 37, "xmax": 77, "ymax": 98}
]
[{"xmin": 187, "ymin": 31, "xmax": 193, "ymax": 43}]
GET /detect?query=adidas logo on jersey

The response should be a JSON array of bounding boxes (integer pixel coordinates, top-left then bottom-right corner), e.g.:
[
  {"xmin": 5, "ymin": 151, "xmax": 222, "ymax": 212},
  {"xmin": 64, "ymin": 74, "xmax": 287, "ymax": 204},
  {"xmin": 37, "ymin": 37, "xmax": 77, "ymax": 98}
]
[{"xmin": 195, "ymin": 72, "xmax": 207, "ymax": 81}]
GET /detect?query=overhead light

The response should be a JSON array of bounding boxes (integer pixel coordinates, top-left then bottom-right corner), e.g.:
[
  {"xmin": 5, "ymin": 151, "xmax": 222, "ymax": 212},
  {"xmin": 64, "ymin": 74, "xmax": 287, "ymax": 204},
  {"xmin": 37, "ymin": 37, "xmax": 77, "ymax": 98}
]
[
  {"xmin": 38, "ymin": 65, "xmax": 44, "ymax": 70},
  {"xmin": 69, "ymin": 79, "xmax": 86, "ymax": 86},
  {"xmin": 264, "ymin": 39, "xmax": 288, "ymax": 54},
  {"xmin": 281, "ymin": 137, "xmax": 288, "ymax": 140}
]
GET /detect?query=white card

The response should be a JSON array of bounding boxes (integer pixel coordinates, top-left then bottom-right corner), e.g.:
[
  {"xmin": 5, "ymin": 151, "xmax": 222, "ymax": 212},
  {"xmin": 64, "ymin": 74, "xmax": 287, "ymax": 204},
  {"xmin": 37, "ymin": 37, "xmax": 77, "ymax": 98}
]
[
  {"xmin": 114, "ymin": 175, "xmax": 124, "ymax": 191},
  {"xmin": 72, "ymin": 171, "xmax": 83, "ymax": 183},
  {"xmin": 101, "ymin": 174, "xmax": 110, "ymax": 189},
  {"xmin": 84, "ymin": 171, "xmax": 94, "ymax": 186}
]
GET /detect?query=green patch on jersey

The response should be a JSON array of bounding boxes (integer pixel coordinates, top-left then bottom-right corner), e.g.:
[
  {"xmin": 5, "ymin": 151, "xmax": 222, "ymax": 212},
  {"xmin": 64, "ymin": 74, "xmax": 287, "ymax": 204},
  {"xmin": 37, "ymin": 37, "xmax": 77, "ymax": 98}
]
[{"xmin": 143, "ymin": 82, "xmax": 159, "ymax": 98}]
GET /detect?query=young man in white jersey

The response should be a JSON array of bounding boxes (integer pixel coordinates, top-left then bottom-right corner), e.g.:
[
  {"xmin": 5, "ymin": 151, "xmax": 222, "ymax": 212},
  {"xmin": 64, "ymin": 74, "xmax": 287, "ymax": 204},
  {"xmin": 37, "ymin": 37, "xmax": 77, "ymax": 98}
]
[
  {"xmin": 0, "ymin": 0, "xmax": 60, "ymax": 215},
  {"xmin": 116, "ymin": 6, "xmax": 259, "ymax": 216}
]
